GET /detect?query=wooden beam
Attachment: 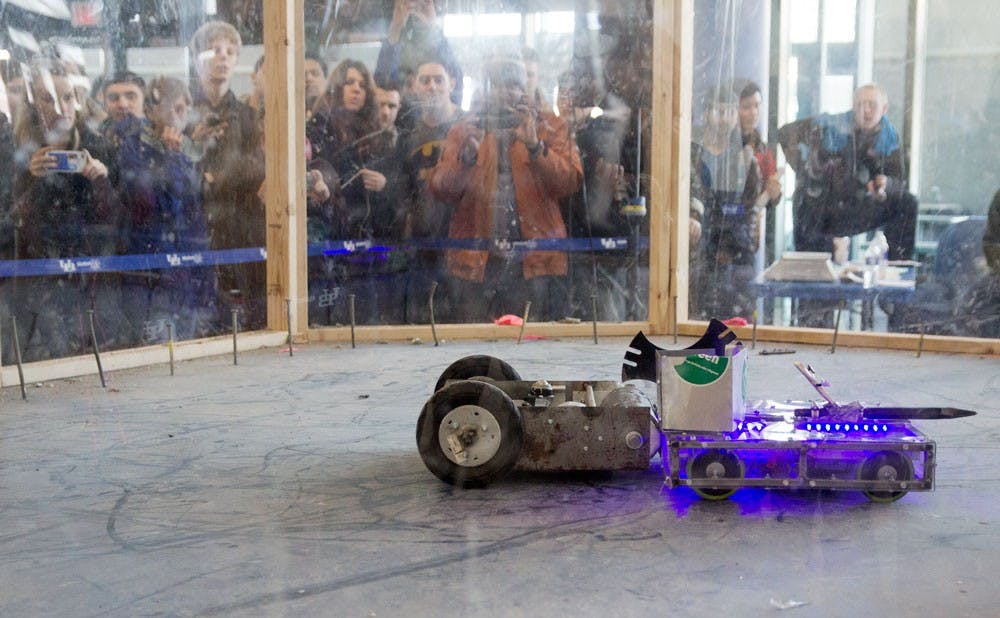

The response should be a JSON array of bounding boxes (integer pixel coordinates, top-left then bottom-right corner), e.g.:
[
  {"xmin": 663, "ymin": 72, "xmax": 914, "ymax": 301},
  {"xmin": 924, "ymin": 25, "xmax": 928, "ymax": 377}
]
[
  {"xmin": 262, "ymin": 0, "xmax": 307, "ymax": 338},
  {"xmin": 307, "ymin": 322, "xmax": 652, "ymax": 344},
  {"xmin": 677, "ymin": 320, "xmax": 1000, "ymax": 355},
  {"xmin": 0, "ymin": 332, "xmax": 289, "ymax": 387},
  {"xmin": 649, "ymin": 0, "xmax": 692, "ymax": 336}
]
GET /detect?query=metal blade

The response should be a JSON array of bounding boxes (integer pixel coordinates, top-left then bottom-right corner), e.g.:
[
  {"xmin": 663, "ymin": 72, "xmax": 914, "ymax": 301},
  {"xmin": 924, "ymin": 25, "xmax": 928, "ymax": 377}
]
[
  {"xmin": 861, "ymin": 407, "xmax": 978, "ymax": 420},
  {"xmin": 793, "ymin": 406, "xmax": 978, "ymax": 420}
]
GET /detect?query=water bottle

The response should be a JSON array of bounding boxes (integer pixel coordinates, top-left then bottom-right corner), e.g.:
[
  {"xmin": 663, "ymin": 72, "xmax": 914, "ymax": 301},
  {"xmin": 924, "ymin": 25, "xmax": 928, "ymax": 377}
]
[{"xmin": 868, "ymin": 231, "xmax": 889, "ymax": 281}]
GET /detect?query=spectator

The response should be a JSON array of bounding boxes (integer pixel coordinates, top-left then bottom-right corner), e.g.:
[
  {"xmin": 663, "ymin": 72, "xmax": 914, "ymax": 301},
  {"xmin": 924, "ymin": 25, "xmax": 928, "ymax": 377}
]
[
  {"xmin": 118, "ymin": 76, "xmax": 216, "ymax": 344},
  {"xmin": 307, "ymin": 59, "xmax": 395, "ymax": 325},
  {"xmin": 428, "ymin": 57, "xmax": 582, "ymax": 322},
  {"xmin": 10, "ymin": 61, "xmax": 121, "ymax": 360},
  {"xmin": 2, "ymin": 71, "xmax": 27, "ymax": 124},
  {"xmin": 102, "ymin": 72, "xmax": 146, "ymax": 127},
  {"xmin": 304, "ymin": 51, "xmax": 328, "ymax": 120},
  {"xmin": 375, "ymin": 0, "xmax": 463, "ymax": 108},
  {"xmin": 778, "ymin": 83, "xmax": 918, "ymax": 262},
  {"xmin": 955, "ymin": 189, "xmax": 1000, "ymax": 338},
  {"xmin": 188, "ymin": 19, "xmax": 266, "ymax": 330},
  {"xmin": 689, "ymin": 83, "xmax": 765, "ymax": 321},
  {"xmin": 375, "ymin": 84, "xmax": 402, "ymax": 145},
  {"xmin": 737, "ymin": 80, "xmax": 781, "ymax": 208},
  {"xmin": 555, "ymin": 68, "xmax": 633, "ymax": 321},
  {"xmin": 985, "ymin": 189, "xmax": 1000, "ymax": 274},
  {"xmin": 99, "ymin": 72, "xmax": 148, "ymax": 173},
  {"xmin": 397, "ymin": 57, "xmax": 464, "ymax": 322}
]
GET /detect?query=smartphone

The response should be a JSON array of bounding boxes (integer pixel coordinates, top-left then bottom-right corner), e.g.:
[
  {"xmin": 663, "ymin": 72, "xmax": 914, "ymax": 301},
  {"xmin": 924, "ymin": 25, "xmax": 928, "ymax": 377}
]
[{"xmin": 48, "ymin": 150, "xmax": 86, "ymax": 173}]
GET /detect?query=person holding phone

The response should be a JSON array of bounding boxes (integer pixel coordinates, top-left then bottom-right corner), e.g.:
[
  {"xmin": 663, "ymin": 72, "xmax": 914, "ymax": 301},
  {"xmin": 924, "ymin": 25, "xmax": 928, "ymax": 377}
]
[{"xmin": 11, "ymin": 60, "xmax": 121, "ymax": 360}]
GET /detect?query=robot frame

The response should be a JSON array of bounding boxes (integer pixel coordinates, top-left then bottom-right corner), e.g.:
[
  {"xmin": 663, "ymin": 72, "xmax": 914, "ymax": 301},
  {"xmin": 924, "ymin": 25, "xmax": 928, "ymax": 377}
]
[{"xmin": 415, "ymin": 320, "xmax": 976, "ymax": 502}]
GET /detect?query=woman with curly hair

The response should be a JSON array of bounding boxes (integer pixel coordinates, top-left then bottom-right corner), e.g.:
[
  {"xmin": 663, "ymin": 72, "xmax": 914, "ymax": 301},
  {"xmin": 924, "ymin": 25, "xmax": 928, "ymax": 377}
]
[{"xmin": 306, "ymin": 59, "xmax": 400, "ymax": 325}]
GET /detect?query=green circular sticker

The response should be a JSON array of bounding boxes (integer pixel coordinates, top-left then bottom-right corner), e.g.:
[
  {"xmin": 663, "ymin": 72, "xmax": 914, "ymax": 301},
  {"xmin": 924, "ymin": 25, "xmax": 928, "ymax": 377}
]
[{"xmin": 674, "ymin": 354, "xmax": 729, "ymax": 385}]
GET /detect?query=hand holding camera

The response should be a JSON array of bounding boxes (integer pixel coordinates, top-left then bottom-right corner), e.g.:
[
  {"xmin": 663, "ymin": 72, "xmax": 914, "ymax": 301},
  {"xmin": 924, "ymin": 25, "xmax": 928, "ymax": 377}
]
[
  {"xmin": 389, "ymin": 0, "xmax": 437, "ymax": 42},
  {"xmin": 866, "ymin": 174, "xmax": 888, "ymax": 202},
  {"xmin": 160, "ymin": 125, "xmax": 185, "ymax": 152},
  {"xmin": 512, "ymin": 100, "xmax": 540, "ymax": 151},
  {"xmin": 305, "ymin": 169, "xmax": 331, "ymax": 202},
  {"xmin": 30, "ymin": 147, "xmax": 106, "ymax": 180},
  {"xmin": 192, "ymin": 113, "xmax": 227, "ymax": 144}
]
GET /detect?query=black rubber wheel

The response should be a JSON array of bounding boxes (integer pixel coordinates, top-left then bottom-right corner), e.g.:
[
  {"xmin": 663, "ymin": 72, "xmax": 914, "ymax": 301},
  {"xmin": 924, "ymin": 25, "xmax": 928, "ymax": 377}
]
[
  {"xmin": 416, "ymin": 380, "xmax": 524, "ymax": 487},
  {"xmin": 434, "ymin": 355, "xmax": 522, "ymax": 392},
  {"xmin": 858, "ymin": 450, "xmax": 914, "ymax": 503},
  {"xmin": 687, "ymin": 450, "xmax": 744, "ymax": 500}
]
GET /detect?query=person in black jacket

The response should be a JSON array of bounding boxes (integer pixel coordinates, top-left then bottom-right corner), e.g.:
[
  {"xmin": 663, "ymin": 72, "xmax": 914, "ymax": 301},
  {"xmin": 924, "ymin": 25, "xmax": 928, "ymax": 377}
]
[
  {"xmin": 189, "ymin": 20, "xmax": 266, "ymax": 330},
  {"xmin": 11, "ymin": 61, "xmax": 122, "ymax": 361},
  {"xmin": 778, "ymin": 83, "xmax": 917, "ymax": 261}
]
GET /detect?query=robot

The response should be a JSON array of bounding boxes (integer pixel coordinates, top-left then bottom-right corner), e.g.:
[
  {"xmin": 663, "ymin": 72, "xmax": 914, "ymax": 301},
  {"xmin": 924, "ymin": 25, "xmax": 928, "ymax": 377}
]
[{"xmin": 416, "ymin": 320, "xmax": 976, "ymax": 501}]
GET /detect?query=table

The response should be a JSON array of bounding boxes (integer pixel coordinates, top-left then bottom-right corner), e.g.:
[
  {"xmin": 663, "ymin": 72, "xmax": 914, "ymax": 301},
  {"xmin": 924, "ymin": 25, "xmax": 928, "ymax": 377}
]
[{"xmin": 750, "ymin": 268, "xmax": 917, "ymax": 330}]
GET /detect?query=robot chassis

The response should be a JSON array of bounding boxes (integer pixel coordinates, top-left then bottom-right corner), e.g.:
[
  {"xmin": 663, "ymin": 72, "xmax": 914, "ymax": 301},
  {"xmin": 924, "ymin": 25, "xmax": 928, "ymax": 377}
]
[{"xmin": 416, "ymin": 321, "xmax": 975, "ymax": 502}]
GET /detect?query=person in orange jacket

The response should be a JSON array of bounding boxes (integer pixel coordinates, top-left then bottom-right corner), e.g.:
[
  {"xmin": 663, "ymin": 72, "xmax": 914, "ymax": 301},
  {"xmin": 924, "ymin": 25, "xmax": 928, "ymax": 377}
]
[{"xmin": 428, "ymin": 57, "xmax": 582, "ymax": 322}]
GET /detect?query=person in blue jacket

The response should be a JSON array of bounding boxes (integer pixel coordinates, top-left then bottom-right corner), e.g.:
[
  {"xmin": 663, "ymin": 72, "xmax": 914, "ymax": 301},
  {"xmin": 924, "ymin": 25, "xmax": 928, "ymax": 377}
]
[
  {"xmin": 778, "ymin": 83, "xmax": 918, "ymax": 261},
  {"xmin": 117, "ymin": 75, "xmax": 216, "ymax": 343}
]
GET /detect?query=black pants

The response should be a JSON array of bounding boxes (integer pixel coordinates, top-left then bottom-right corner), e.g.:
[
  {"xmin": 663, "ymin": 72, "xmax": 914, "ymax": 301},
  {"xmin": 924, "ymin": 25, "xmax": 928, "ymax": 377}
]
[
  {"xmin": 794, "ymin": 191, "xmax": 918, "ymax": 260},
  {"xmin": 448, "ymin": 254, "xmax": 566, "ymax": 323}
]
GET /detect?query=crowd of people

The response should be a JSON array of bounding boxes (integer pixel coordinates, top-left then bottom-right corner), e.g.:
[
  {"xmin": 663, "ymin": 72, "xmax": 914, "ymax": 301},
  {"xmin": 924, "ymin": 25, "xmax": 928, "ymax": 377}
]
[
  {"xmin": 689, "ymin": 79, "xmax": 923, "ymax": 326},
  {"xmin": 7, "ymin": 2, "xmax": 983, "ymax": 364},
  {"xmin": 0, "ymin": 20, "xmax": 266, "ymax": 362},
  {"xmin": 0, "ymin": 3, "xmax": 653, "ymax": 362}
]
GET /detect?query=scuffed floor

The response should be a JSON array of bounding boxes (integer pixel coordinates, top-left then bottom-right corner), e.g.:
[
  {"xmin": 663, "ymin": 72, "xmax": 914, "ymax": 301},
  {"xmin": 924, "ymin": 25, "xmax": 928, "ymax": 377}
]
[{"xmin": 1, "ymin": 336, "xmax": 997, "ymax": 617}]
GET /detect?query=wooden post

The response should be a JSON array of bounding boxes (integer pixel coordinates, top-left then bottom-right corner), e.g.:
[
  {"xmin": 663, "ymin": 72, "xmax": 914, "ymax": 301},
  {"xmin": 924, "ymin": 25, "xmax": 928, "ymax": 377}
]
[
  {"xmin": 650, "ymin": 0, "xmax": 693, "ymax": 335},
  {"xmin": 263, "ymin": 0, "xmax": 307, "ymax": 338}
]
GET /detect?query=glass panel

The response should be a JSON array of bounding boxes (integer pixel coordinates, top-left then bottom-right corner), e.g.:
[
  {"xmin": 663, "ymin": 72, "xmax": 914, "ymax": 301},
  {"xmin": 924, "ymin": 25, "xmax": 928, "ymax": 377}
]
[
  {"xmin": 304, "ymin": 0, "xmax": 652, "ymax": 327},
  {"xmin": 689, "ymin": 0, "xmax": 999, "ymax": 340},
  {"xmin": 0, "ymin": 1, "xmax": 266, "ymax": 364}
]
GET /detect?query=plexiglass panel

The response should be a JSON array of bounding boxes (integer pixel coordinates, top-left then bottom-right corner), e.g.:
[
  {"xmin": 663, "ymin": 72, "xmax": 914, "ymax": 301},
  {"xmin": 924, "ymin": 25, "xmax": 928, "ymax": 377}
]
[
  {"xmin": 0, "ymin": 0, "xmax": 266, "ymax": 363},
  {"xmin": 689, "ymin": 0, "xmax": 999, "ymax": 339},
  {"xmin": 304, "ymin": 0, "xmax": 652, "ymax": 327}
]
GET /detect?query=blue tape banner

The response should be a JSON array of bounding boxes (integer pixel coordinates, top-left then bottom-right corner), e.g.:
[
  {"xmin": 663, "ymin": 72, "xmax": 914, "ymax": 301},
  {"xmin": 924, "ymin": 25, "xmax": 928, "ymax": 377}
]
[{"xmin": 0, "ymin": 237, "xmax": 648, "ymax": 278}]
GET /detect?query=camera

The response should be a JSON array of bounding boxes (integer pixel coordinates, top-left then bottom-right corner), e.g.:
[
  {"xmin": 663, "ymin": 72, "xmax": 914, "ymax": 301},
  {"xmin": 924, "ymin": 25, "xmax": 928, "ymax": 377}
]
[
  {"xmin": 474, "ymin": 106, "xmax": 520, "ymax": 131},
  {"xmin": 48, "ymin": 150, "xmax": 86, "ymax": 173}
]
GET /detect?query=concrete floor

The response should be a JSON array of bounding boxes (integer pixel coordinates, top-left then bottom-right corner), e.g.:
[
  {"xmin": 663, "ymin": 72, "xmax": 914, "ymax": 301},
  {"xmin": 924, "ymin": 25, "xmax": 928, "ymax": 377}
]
[{"xmin": 1, "ymin": 334, "xmax": 997, "ymax": 617}]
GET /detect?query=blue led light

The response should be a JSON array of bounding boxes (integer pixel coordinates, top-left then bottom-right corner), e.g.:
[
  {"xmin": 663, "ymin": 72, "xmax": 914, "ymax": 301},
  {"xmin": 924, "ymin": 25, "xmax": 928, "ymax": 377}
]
[
  {"xmin": 825, "ymin": 424, "xmax": 831, "ymax": 431},
  {"xmin": 835, "ymin": 424, "xmax": 841, "ymax": 431},
  {"xmin": 853, "ymin": 424, "xmax": 860, "ymax": 431},
  {"xmin": 864, "ymin": 424, "xmax": 869, "ymax": 431},
  {"xmin": 882, "ymin": 424, "xmax": 889, "ymax": 432}
]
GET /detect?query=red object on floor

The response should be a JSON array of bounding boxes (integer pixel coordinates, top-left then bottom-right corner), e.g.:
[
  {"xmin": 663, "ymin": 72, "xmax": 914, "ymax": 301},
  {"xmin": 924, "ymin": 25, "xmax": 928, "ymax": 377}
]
[
  {"xmin": 494, "ymin": 314, "xmax": 524, "ymax": 326},
  {"xmin": 722, "ymin": 317, "xmax": 749, "ymax": 327}
]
